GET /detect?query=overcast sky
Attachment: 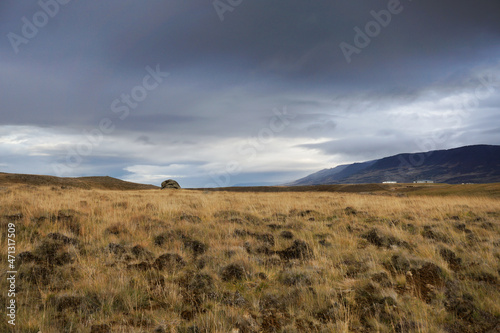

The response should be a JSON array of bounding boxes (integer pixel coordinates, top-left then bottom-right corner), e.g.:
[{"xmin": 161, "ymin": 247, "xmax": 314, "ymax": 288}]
[{"xmin": 1, "ymin": 0, "xmax": 499, "ymax": 187}]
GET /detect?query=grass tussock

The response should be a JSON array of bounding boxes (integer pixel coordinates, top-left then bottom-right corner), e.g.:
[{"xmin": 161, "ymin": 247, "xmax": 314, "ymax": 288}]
[{"xmin": 0, "ymin": 185, "xmax": 499, "ymax": 332}]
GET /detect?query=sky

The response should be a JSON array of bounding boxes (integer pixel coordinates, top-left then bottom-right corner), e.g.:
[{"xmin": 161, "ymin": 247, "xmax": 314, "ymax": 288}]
[{"xmin": 1, "ymin": 0, "xmax": 499, "ymax": 188}]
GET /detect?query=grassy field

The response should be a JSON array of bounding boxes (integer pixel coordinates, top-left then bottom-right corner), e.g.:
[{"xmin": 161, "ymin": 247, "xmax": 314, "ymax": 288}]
[
  {"xmin": 193, "ymin": 183, "xmax": 500, "ymax": 198},
  {"xmin": 1, "ymin": 184, "xmax": 499, "ymax": 332}
]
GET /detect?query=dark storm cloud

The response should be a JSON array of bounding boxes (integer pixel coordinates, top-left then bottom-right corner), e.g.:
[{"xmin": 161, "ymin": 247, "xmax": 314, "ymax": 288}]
[
  {"xmin": 1, "ymin": 0, "xmax": 499, "ymax": 186},
  {"xmin": 100, "ymin": 1, "xmax": 500, "ymax": 75},
  {"xmin": 2, "ymin": 0, "xmax": 499, "ymax": 124}
]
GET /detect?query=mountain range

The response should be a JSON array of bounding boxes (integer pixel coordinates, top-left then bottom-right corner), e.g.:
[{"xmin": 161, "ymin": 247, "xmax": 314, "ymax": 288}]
[{"xmin": 289, "ymin": 145, "xmax": 500, "ymax": 185}]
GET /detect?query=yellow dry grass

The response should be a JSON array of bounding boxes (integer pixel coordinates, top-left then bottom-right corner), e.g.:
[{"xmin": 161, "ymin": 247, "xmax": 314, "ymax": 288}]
[{"xmin": 0, "ymin": 185, "xmax": 499, "ymax": 332}]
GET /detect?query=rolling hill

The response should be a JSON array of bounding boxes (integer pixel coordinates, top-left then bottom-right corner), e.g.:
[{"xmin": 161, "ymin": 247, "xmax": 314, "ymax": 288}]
[
  {"xmin": 0, "ymin": 172, "xmax": 158, "ymax": 190},
  {"xmin": 290, "ymin": 144, "xmax": 500, "ymax": 185}
]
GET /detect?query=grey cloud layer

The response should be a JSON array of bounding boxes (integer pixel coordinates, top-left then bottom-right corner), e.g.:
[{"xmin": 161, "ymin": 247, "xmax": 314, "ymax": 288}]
[{"xmin": 1, "ymin": 1, "xmax": 499, "ymax": 186}]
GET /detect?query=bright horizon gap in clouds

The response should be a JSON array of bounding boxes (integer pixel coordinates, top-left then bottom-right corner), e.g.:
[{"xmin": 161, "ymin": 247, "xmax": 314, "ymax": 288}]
[{"xmin": 1, "ymin": 1, "xmax": 499, "ymax": 187}]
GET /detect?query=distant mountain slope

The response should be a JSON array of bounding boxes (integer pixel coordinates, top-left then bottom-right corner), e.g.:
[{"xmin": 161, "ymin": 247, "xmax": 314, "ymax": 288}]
[
  {"xmin": 289, "ymin": 161, "xmax": 376, "ymax": 185},
  {"xmin": 290, "ymin": 145, "xmax": 500, "ymax": 185},
  {"xmin": 0, "ymin": 173, "xmax": 158, "ymax": 190}
]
